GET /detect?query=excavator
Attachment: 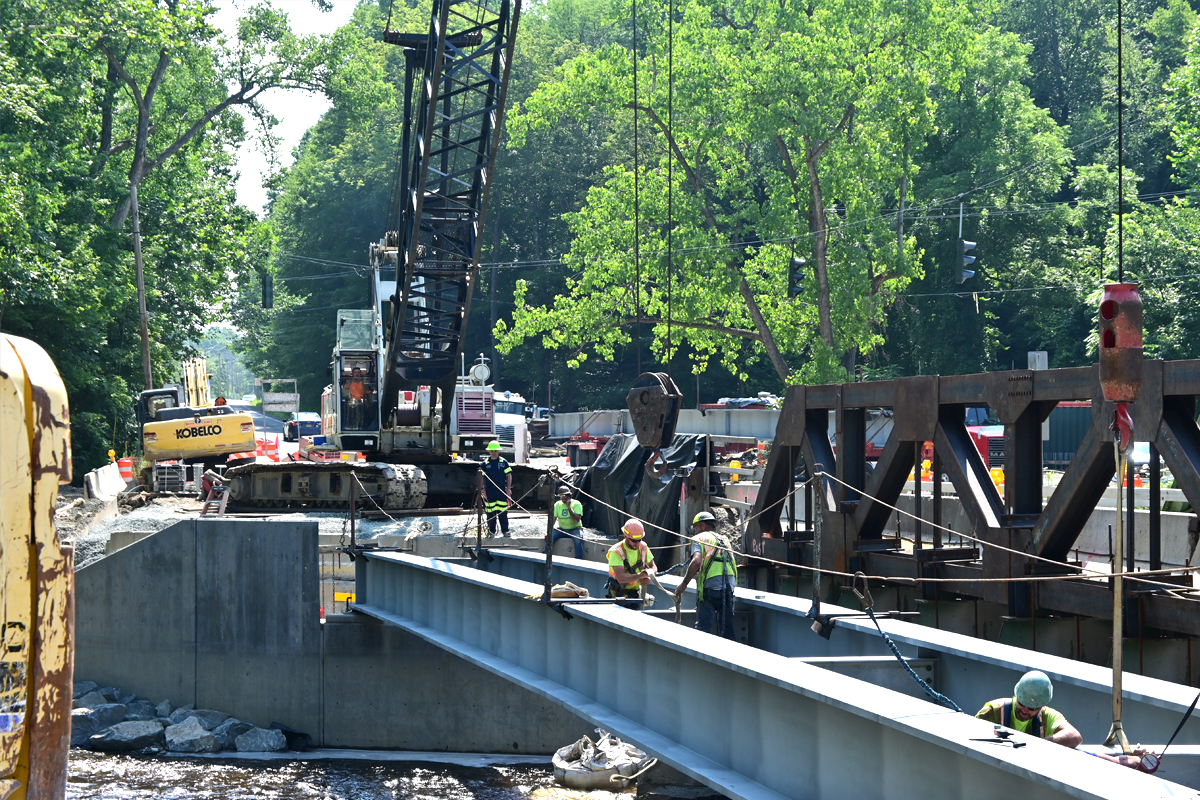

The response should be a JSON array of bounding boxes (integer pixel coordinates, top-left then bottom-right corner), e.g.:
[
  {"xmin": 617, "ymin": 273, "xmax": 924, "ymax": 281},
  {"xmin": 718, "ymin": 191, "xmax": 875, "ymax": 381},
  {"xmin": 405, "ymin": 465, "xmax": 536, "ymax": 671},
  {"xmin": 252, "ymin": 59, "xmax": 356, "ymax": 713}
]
[
  {"xmin": 224, "ymin": 0, "xmax": 528, "ymax": 510},
  {"xmin": 135, "ymin": 358, "xmax": 256, "ymax": 473}
]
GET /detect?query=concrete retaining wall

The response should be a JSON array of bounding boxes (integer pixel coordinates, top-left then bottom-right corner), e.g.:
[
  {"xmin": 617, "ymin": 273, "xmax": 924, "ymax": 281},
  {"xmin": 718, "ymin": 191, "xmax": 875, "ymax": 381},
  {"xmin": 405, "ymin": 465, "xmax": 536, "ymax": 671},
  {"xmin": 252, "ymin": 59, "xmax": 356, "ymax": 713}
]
[{"xmin": 75, "ymin": 519, "xmax": 589, "ymax": 752}]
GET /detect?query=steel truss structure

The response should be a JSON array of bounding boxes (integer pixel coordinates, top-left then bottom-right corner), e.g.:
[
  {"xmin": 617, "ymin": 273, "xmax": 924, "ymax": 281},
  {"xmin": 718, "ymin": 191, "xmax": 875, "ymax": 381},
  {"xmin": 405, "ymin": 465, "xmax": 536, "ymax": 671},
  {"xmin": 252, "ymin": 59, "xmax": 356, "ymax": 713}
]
[
  {"xmin": 380, "ymin": 0, "xmax": 519, "ymax": 415},
  {"xmin": 746, "ymin": 360, "xmax": 1200, "ymax": 637}
]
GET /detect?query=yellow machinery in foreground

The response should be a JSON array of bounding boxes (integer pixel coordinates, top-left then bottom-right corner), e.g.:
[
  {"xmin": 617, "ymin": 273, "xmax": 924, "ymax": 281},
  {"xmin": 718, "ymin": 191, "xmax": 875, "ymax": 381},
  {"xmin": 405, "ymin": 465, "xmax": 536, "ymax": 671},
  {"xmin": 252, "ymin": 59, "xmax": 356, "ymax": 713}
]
[
  {"xmin": 135, "ymin": 357, "xmax": 256, "ymax": 463},
  {"xmin": 0, "ymin": 333, "xmax": 74, "ymax": 800}
]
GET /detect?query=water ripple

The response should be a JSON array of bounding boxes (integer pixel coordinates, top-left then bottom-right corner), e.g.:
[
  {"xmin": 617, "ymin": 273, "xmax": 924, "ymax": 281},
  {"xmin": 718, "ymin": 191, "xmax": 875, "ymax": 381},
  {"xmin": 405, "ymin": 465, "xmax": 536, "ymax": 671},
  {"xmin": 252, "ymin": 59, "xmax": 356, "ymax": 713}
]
[{"xmin": 67, "ymin": 751, "xmax": 553, "ymax": 800}]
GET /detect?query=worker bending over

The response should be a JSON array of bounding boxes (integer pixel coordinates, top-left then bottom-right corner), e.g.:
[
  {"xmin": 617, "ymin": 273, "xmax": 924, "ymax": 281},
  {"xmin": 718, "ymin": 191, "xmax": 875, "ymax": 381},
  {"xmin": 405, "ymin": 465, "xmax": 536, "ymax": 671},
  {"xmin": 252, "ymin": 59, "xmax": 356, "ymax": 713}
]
[
  {"xmin": 606, "ymin": 519, "xmax": 656, "ymax": 600},
  {"xmin": 674, "ymin": 512, "xmax": 738, "ymax": 639},
  {"xmin": 976, "ymin": 671, "xmax": 1082, "ymax": 748},
  {"xmin": 477, "ymin": 441, "xmax": 512, "ymax": 536},
  {"xmin": 547, "ymin": 484, "xmax": 585, "ymax": 559}
]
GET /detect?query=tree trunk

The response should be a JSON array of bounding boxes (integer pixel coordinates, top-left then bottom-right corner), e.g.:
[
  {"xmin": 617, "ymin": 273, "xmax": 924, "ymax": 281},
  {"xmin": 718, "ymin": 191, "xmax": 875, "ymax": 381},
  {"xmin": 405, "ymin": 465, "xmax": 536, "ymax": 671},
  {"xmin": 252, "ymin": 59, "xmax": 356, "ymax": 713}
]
[
  {"xmin": 132, "ymin": 184, "xmax": 153, "ymax": 390},
  {"xmin": 805, "ymin": 142, "xmax": 835, "ymax": 350},
  {"xmin": 738, "ymin": 278, "xmax": 791, "ymax": 382}
]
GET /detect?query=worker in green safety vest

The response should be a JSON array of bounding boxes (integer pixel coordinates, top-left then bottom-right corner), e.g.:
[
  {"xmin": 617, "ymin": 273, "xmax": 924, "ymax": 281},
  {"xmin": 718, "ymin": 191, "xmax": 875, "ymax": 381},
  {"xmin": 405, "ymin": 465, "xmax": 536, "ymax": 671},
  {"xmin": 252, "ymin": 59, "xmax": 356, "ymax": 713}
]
[
  {"xmin": 674, "ymin": 511, "xmax": 738, "ymax": 639},
  {"xmin": 976, "ymin": 671, "xmax": 1082, "ymax": 747}
]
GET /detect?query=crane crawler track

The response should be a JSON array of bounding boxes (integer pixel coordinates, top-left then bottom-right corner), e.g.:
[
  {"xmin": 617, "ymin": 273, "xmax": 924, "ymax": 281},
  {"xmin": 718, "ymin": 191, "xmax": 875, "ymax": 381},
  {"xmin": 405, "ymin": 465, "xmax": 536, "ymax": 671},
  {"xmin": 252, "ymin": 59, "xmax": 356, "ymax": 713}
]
[{"xmin": 225, "ymin": 461, "xmax": 428, "ymax": 511}]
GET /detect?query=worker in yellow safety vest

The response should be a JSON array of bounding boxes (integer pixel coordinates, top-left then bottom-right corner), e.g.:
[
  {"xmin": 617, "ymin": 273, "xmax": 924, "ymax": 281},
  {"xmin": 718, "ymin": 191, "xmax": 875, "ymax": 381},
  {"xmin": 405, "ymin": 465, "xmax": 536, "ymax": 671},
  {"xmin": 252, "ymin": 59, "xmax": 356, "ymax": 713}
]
[
  {"xmin": 976, "ymin": 671, "xmax": 1082, "ymax": 747},
  {"xmin": 606, "ymin": 519, "xmax": 656, "ymax": 600},
  {"xmin": 674, "ymin": 511, "xmax": 738, "ymax": 638}
]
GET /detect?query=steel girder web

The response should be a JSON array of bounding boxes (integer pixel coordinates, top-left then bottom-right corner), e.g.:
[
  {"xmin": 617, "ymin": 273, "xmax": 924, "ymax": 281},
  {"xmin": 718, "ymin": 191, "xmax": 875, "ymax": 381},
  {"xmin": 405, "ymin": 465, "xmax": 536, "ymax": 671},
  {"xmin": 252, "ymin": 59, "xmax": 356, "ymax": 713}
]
[{"xmin": 382, "ymin": 0, "xmax": 519, "ymax": 416}]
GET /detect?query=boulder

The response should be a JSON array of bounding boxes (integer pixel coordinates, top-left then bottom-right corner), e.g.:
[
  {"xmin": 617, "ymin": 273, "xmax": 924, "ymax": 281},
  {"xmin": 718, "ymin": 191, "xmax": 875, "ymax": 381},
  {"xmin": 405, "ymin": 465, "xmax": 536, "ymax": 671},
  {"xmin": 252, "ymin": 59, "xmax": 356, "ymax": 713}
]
[
  {"xmin": 85, "ymin": 721, "xmax": 165, "ymax": 752},
  {"xmin": 235, "ymin": 727, "xmax": 287, "ymax": 753},
  {"xmin": 98, "ymin": 687, "xmax": 121, "ymax": 702},
  {"xmin": 70, "ymin": 709, "xmax": 101, "ymax": 747},
  {"xmin": 166, "ymin": 704, "xmax": 196, "ymax": 726},
  {"xmin": 72, "ymin": 681, "xmax": 99, "ymax": 699},
  {"xmin": 165, "ymin": 716, "xmax": 220, "ymax": 754},
  {"xmin": 212, "ymin": 718, "xmax": 254, "ymax": 751},
  {"xmin": 187, "ymin": 709, "xmax": 229, "ymax": 731},
  {"xmin": 269, "ymin": 722, "xmax": 312, "ymax": 752},
  {"xmin": 154, "ymin": 700, "xmax": 172, "ymax": 718},
  {"xmin": 116, "ymin": 691, "xmax": 138, "ymax": 705},
  {"xmin": 124, "ymin": 699, "xmax": 158, "ymax": 721},
  {"xmin": 81, "ymin": 703, "xmax": 126, "ymax": 730},
  {"xmin": 73, "ymin": 691, "xmax": 109, "ymax": 710}
]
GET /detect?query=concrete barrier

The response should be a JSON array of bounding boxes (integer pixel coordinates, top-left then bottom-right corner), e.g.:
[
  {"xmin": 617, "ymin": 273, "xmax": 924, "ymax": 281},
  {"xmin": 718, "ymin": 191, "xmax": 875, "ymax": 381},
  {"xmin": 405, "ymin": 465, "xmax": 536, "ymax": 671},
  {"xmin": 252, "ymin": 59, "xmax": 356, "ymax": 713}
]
[{"xmin": 83, "ymin": 462, "xmax": 126, "ymax": 501}]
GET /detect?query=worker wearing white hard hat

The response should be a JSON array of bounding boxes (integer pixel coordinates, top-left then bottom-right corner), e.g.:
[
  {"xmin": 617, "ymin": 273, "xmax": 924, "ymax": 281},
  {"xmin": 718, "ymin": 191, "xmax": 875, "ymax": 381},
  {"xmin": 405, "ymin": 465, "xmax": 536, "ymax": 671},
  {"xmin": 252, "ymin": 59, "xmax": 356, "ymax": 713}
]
[
  {"xmin": 976, "ymin": 671, "xmax": 1082, "ymax": 747},
  {"xmin": 605, "ymin": 518, "xmax": 656, "ymax": 601}
]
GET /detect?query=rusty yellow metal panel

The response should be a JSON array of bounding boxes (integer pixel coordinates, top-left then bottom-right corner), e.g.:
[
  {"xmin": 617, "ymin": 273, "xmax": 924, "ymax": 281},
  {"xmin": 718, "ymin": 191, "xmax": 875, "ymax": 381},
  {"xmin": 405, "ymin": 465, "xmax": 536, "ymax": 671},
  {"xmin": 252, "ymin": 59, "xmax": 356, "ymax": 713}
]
[
  {"xmin": 142, "ymin": 411, "xmax": 256, "ymax": 461},
  {"xmin": 0, "ymin": 334, "xmax": 73, "ymax": 800}
]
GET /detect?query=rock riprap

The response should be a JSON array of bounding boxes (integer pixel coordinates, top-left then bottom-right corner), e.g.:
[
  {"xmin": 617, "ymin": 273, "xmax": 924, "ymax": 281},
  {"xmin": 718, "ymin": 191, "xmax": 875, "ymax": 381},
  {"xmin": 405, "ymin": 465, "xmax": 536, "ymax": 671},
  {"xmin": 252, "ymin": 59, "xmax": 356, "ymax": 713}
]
[
  {"xmin": 70, "ymin": 680, "xmax": 306, "ymax": 756},
  {"xmin": 235, "ymin": 727, "xmax": 287, "ymax": 752},
  {"xmin": 85, "ymin": 721, "xmax": 166, "ymax": 752},
  {"xmin": 165, "ymin": 716, "xmax": 221, "ymax": 754}
]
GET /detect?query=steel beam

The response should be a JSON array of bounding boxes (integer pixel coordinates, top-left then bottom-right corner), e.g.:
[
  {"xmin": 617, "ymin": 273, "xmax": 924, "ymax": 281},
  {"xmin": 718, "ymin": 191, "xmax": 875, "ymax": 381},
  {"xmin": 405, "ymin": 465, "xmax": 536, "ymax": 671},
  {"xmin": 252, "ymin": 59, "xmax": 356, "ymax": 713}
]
[
  {"xmin": 358, "ymin": 551, "xmax": 1187, "ymax": 800},
  {"xmin": 1032, "ymin": 422, "xmax": 1116, "ymax": 560},
  {"xmin": 486, "ymin": 551, "xmax": 1200, "ymax": 748}
]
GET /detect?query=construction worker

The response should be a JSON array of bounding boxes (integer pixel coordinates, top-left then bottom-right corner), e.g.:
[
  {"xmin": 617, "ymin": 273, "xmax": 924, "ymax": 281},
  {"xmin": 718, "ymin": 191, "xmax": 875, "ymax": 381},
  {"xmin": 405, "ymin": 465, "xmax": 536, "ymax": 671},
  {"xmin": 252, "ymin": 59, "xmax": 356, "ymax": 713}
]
[
  {"xmin": 606, "ymin": 519, "xmax": 656, "ymax": 600},
  {"xmin": 976, "ymin": 671, "xmax": 1082, "ymax": 747},
  {"xmin": 547, "ymin": 484, "xmax": 585, "ymax": 559},
  {"xmin": 344, "ymin": 367, "xmax": 368, "ymax": 429},
  {"xmin": 477, "ymin": 441, "xmax": 512, "ymax": 536},
  {"xmin": 674, "ymin": 511, "xmax": 738, "ymax": 639}
]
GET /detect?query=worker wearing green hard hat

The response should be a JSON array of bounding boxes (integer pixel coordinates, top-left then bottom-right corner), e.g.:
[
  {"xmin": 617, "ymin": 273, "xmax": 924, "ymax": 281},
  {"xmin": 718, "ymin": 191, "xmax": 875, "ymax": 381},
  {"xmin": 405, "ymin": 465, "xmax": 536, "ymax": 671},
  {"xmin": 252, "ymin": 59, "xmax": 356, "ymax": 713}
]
[
  {"xmin": 674, "ymin": 511, "xmax": 738, "ymax": 639},
  {"xmin": 976, "ymin": 671, "xmax": 1082, "ymax": 747},
  {"xmin": 477, "ymin": 440, "xmax": 511, "ymax": 536}
]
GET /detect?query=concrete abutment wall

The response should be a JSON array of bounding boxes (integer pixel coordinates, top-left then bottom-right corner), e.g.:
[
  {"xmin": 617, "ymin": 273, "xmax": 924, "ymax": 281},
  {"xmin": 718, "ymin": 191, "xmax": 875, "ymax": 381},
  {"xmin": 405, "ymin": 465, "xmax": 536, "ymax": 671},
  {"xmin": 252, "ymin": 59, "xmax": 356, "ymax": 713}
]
[{"xmin": 75, "ymin": 519, "xmax": 588, "ymax": 752}]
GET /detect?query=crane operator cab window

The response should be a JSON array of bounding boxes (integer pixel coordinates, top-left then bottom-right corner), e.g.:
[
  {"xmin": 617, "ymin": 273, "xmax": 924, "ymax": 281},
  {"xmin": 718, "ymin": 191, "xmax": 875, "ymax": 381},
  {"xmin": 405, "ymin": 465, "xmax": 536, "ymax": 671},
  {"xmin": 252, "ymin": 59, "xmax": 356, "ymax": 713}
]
[{"xmin": 340, "ymin": 359, "xmax": 379, "ymax": 431}]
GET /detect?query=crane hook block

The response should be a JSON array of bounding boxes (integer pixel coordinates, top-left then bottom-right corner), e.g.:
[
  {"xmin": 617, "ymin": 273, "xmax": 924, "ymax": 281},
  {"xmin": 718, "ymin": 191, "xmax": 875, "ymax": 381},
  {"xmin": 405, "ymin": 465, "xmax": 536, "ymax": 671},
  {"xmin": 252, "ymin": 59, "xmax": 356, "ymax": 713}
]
[
  {"xmin": 1098, "ymin": 283, "xmax": 1144, "ymax": 404},
  {"xmin": 626, "ymin": 372, "xmax": 683, "ymax": 450}
]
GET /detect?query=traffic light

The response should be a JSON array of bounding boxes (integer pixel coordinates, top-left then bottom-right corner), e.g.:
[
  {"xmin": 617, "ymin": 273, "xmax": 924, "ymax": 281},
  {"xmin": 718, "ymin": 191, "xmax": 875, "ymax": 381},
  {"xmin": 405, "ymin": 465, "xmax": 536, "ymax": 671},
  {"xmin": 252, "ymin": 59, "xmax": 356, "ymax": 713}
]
[
  {"xmin": 958, "ymin": 238, "xmax": 976, "ymax": 284},
  {"xmin": 788, "ymin": 256, "xmax": 807, "ymax": 298},
  {"xmin": 262, "ymin": 273, "xmax": 273, "ymax": 308}
]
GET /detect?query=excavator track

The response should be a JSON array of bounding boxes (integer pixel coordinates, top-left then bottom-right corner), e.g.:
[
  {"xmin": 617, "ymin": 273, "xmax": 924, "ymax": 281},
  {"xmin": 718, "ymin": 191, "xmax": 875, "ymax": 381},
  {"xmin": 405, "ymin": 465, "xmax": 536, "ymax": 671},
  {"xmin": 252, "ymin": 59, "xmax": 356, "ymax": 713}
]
[{"xmin": 225, "ymin": 461, "xmax": 427, "ymax": 511}]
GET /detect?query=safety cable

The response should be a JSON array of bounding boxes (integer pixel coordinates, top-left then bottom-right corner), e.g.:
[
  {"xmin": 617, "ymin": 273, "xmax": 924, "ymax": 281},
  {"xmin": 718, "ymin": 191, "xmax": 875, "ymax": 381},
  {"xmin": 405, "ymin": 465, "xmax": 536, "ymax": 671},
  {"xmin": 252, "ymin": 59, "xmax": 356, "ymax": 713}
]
[
  {"xmin": 814, "ymin": 470, "xmax": 1200, "ymax": 593},
  {"xmin": 852, "ymin": 572, "xmax": 963, "ymax": 713},
  {"xmin": 560, "ymin": 469, "xmax": 1200, "ymax": 592}
]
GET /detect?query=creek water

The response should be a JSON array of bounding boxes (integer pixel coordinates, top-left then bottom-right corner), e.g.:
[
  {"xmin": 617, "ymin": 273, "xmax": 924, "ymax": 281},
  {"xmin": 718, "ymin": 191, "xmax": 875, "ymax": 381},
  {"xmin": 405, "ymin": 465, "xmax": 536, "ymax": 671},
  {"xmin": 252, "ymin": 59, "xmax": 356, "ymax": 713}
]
[{"xmin": 66, "ymin": 751, "xmax": 554, "ymax": 800}]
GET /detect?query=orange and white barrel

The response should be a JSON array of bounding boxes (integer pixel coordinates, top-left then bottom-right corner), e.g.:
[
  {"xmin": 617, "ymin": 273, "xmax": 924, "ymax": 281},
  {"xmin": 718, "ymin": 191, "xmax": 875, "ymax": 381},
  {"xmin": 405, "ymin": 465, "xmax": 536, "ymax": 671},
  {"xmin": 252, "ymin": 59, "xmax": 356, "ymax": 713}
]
[
  {"xmin": 118, "ymin": 457, "xmax": 134, "ymax": 484},
  {"xmin": 266, "ymin": 435, "xmax": 280, "ymax": 462}
]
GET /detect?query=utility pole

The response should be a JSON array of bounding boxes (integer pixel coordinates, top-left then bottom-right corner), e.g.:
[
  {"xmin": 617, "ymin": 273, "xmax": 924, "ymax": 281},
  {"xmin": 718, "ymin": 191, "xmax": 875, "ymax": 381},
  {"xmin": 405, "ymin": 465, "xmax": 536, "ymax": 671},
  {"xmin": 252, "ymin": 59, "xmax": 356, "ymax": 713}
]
[{"xmin": 132, "ymin": 183, "xmax": 153, "ymax": 390}]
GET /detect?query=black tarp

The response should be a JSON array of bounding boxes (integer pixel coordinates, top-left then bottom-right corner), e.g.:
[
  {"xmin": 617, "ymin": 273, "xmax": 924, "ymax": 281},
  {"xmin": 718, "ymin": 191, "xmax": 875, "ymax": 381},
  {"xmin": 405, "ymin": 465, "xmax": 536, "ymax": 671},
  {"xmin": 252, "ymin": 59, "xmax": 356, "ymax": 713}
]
[{"xmin": 578, "ymin": 433, "xmax": 710, "ymax": 552}]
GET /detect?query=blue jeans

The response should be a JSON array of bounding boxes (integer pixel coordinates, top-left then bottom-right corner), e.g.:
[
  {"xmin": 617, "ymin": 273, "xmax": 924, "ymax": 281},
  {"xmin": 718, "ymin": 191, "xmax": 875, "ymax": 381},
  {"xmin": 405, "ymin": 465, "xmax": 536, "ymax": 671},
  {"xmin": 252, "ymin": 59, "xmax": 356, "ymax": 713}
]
[
  {"xmin": 547, "ymin": 527, "xmax": 584, "ymax": 559},
  {"xmin": 695, "ymin": 586, "xmax": 735, "ymax": 639}
]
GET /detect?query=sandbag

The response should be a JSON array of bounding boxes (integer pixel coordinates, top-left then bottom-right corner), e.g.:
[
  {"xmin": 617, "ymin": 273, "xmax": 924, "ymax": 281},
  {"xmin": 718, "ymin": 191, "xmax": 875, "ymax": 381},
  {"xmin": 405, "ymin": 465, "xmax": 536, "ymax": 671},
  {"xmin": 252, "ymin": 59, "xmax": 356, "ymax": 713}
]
[{"xmin": 552, "ymin": 730, "xmax": 651, "ymax": 791}]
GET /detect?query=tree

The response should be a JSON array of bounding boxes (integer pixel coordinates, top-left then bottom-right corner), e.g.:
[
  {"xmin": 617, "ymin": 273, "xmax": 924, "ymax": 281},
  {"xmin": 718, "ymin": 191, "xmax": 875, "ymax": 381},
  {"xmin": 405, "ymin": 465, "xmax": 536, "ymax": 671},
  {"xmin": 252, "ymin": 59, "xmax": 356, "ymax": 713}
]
[{"xmin": 498, "ymin": 0, "xmax": 976, "ymax": 385}]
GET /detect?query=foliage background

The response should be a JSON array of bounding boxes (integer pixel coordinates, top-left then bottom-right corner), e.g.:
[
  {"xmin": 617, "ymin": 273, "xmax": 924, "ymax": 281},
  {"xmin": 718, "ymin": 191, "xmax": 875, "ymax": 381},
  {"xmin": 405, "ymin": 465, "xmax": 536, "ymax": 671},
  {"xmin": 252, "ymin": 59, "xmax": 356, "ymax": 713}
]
[{"xmin": 3, "ymin": 0, "xmax": 1200, "ymax": 477}]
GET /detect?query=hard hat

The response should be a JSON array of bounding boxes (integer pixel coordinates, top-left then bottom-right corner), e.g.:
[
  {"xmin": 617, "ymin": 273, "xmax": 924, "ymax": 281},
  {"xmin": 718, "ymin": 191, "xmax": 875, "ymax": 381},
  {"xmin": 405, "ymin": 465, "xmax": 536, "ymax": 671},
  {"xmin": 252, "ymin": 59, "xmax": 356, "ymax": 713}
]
[
  {"xmin": 556, "ymin": 485, "xmax": 572, "ymax": 495},
  {"xmin": 487, "ymin": 441, "xmax": 501, "ymax": 451},
  {"xmin": 1014, "ymin": 671, "xmax": 1053, "ymax": 709},
  {"xmin": 622, "ymin": 519, "xmax": 645, "ymax": 540},
  {"xmin": 692, "ymin": 511, "xmax": 717, "ymax": 526}
]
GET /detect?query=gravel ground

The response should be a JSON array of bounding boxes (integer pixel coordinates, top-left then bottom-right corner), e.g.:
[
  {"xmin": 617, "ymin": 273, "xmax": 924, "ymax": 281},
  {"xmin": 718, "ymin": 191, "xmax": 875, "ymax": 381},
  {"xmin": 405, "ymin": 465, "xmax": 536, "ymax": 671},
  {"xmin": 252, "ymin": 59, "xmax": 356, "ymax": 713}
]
[
  {"xmin": 73, "ymin": 497, "xmax": 201, "ymax": 570},
  {"xmin": 67, "ymin": 494, "xmax": 610, "ymax": 570}
]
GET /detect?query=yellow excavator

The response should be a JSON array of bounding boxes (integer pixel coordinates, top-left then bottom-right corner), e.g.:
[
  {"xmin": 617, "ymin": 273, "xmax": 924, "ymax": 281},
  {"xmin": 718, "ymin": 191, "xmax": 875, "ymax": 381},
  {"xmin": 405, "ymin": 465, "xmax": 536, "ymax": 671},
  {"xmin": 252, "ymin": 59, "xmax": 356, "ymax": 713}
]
[
  {"xmin": 135, "ymin": 358, "xmax": 256, "ymax": 464},
  {"xmin": 1, "ymin": 333, "xmax": 74, "ymax": 800}
]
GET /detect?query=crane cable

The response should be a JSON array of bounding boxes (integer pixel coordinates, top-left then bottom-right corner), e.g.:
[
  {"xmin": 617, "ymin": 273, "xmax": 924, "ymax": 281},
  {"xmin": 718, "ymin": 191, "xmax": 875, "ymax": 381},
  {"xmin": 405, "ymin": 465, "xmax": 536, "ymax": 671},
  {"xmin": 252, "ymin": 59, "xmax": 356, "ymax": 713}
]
[{"xmin": 633, "ymin": 0, "xmax": 641, "ymax": 374}]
